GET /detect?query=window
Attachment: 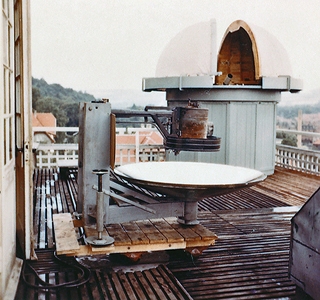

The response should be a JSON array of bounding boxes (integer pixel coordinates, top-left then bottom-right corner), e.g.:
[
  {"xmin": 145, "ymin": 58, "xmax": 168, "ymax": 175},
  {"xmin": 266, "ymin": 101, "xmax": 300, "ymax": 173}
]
[{"xmin": 3, "ymin": 0, "xmax": 14, "ymax": 165}]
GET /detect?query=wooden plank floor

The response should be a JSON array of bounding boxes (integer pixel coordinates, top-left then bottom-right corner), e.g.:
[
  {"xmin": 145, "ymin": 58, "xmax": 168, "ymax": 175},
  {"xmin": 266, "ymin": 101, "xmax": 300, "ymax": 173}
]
[
  {"xmin": 17, "ymin": 166, "xmax": 320, "ymax": 300},
  {"xmin": 17, "ymin": 250, "xmax": 193, "ymax": 300},
  {"xmin": 53, "ymin": 215, "xmax": 217, "ymax": 256},
  {"xmin": 168, "ymin": 207, "xmax": 301, "ymax": 300}
]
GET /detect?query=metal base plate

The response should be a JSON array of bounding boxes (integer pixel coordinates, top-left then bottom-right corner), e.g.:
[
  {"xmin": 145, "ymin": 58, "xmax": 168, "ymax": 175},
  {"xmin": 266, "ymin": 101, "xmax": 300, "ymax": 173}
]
[
  {"xmin": 86, "ymin": 236, "xmax": 115, "ymax": 246},
  {"xmin": 177, "ymin": 217, "xmax": 199, "ymax": 226}
]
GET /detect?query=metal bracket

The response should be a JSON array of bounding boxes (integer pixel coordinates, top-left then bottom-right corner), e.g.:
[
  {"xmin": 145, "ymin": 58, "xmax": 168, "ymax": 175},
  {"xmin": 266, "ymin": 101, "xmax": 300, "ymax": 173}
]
[{"xmin": 92, "ymin": 185, "xmax": 157, "ymax": 214}]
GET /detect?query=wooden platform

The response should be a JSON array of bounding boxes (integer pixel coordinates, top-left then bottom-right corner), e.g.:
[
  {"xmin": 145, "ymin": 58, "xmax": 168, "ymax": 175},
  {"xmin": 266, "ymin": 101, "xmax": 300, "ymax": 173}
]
[{"xmin": 53, "ymin": 213, "xmax": 218, "ymax": 257}]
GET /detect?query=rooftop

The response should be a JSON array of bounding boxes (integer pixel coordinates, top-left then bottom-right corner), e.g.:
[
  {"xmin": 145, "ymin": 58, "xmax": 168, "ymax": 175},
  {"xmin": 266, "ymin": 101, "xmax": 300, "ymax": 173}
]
[{"xmin": 16, "ymin": 166, "xmax": 319, "ymax": 299}]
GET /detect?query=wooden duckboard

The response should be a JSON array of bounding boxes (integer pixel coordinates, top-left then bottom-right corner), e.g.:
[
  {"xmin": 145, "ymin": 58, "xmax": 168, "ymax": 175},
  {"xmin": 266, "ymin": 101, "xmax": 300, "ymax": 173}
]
[{"xmin": 53, "ymin": 213, "xmax": 218, "ymax": 256}]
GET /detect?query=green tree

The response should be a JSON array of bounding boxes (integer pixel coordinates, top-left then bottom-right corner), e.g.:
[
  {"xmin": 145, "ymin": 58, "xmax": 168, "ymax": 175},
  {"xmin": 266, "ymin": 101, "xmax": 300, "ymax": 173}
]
[
  {"xmin": 281, "ymin": 134, "xmax": 297, "ymax": 147},
  {"xmin": 33, "ymin": 96, "xmax": 68, "ymax": 127}
]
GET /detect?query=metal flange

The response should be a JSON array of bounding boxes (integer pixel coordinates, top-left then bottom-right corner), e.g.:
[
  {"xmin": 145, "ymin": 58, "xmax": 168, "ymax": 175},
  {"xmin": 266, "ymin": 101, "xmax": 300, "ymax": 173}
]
[{"xmin": 86, "ymin": 235, "xmax": 114, "ymax": 246}]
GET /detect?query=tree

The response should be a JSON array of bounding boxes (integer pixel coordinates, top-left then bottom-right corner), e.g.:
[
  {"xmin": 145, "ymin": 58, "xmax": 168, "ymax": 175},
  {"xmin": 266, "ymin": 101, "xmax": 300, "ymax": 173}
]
[
  {"xmin": 32, "ymin": 87, "xmax": 41, "ymax": 110},
  {"xmin": 33, "ymin": 96, "xmax": 69, "ymax": 127},
  {"xmin": 281, "ymin": 134, "xmax": 297, "ymax": 147},
  {"xmin": 62, "ymin": 103, "xmax": 79, "ymax": 127}
]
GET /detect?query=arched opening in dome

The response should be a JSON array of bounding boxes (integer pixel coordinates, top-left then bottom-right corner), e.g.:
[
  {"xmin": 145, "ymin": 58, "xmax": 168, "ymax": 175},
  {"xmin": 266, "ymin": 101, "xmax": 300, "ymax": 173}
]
[{"xmin": 216, "ymin": 26, "xmax": 260, "ymax": 85}]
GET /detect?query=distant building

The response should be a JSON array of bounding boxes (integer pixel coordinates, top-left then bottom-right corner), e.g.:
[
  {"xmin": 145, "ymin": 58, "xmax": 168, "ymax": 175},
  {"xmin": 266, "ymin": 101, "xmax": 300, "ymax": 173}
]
[
  {"xmin": 116, "ymin": 130, "xmax": 164, "ymax": 165},
  {"xmin": 313, "ymin": 139, "xmax": 320, "ymax": 150},
  {"xmin": 32, "ymin": 112, "xmax": 56, "ymax": 144}
]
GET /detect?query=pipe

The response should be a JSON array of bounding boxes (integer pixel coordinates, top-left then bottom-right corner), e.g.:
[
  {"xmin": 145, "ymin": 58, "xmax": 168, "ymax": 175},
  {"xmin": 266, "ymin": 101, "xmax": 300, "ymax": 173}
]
[{"xmin": 223, "ymin": 74, "xmax": 233, "ymax": 85}]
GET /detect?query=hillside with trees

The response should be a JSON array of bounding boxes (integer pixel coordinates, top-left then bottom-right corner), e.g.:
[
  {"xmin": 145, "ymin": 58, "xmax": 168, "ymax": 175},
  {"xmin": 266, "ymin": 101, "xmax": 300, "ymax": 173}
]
[
  {"xmin": 32, "ymin": 78, "xmax": 97, "ymax": 127},
  {"xmin": 33, "ymin": 77, "xmax": 320, "ymax": 146}
]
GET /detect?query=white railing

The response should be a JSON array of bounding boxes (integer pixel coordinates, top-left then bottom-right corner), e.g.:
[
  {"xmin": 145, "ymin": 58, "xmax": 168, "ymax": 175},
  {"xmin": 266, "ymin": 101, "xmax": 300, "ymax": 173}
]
[
  {"xmin": 33, "ymin": 126, "xmax": 165, "ymax": 168},
  {"xmin": 35, "ymin": 144, "xmax": 79, "ymax": 169},
  {"xmin": 275, "ymin": 129, "xmax": 320, "ymax": 175},
  {"xmin": 276, "ymin": 128, "xmax": 320, "ymax": 139},
  {"xmin": 116, "ymin": 144, "xmax": 165, "ymax": 167},
  {"xmin": 35, "ymin": 143, "xmax": 165, "ymax": 169},
  {"xmin": 275, "ymin": 145, "xmax": 320, "ymax": 175},
  {"xmin": 34, "ymin": 127, "xmax": 320, "ymax": 175}
]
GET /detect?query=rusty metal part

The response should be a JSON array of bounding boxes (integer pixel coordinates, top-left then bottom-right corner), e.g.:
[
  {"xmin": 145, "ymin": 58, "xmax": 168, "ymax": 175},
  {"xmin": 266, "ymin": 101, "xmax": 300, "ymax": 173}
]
[
  {"xmin": 172, "ymin": 107, "xmax": 209, "ymax": 139},
  {"xmin": 112, "ymin": 107, "xmax": 221, "ymax": 153}
]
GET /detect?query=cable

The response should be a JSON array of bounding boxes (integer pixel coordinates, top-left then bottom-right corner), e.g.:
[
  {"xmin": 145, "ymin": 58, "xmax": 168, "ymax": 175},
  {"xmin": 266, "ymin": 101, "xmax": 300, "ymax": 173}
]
[{"xmin": 22, "ymin": 251, "xmax": 91, "ymax": 290}]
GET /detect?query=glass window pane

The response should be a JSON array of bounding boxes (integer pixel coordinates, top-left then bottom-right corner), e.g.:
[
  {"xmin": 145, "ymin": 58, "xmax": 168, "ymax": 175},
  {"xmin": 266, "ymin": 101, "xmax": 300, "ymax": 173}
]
[
  {"xmin": 3, "ymin": 68, "xmax": 6, "ymax": 114},
  {"xmin": 16, "ymin": 115, "xmax": 21, "ymax": 149},
  {"xmin": 4, "ymin": 119, "xmax": 7, "ymax": 165},
  {"xmin": 9, "ymin": 117, "xmax": 12, "ymax": 160},
  {"xmin": 15, "ymin": 78, "xmax": 20, "ymax": 113},
  {"xmin": 8, "ymin": 24, "xmax": 10, "ymax": 67},
  {"xmin": 8, "ymin": 71, "xmax": 11, "ymax": 114},
  {"xmin": 3, "ymin": 16, "xmax": 7, "ymax": 65}
]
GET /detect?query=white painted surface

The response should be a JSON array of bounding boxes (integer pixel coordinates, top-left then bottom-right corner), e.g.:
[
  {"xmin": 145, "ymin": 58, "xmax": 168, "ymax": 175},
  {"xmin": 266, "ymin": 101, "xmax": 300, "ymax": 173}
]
[
  {"xmin": 155, "ymin": 20, "xmax": 292, "ymax": 78},
  {"xmin": 115, "ymin": 161, "xmax": 264, "ymax": 186}
]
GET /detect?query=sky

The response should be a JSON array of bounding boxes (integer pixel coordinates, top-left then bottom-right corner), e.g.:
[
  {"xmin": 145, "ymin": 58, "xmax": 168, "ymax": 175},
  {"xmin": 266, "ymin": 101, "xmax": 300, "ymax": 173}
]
[{"xmin": 31, "ymin": 0, "xmax": 320, "ymax": 107}]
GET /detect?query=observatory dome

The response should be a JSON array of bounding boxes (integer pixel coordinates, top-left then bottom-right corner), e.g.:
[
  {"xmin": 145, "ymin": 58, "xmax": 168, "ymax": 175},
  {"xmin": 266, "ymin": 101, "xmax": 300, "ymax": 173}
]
[{"xmin": 155, "ymin": 19, "xmax": 293, "ymax": 83}]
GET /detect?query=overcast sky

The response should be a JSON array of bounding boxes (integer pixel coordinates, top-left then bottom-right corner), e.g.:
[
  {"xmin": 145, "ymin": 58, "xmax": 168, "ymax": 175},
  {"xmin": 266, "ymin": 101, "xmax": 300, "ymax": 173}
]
[{"xmin": 31, "ymin": 0, "xmax": 320, "ymax": 105}]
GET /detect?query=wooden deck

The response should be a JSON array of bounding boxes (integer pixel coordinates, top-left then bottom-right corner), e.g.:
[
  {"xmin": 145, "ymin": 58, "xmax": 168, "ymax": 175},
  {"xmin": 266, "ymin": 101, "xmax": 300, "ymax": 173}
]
[
  {"xmin": 16, "ymin": 166, "xmax": 320, "ymax": 299},
  {"xmin": 53, "ymin": 214, "xmax": 217, "ymax": 257}
]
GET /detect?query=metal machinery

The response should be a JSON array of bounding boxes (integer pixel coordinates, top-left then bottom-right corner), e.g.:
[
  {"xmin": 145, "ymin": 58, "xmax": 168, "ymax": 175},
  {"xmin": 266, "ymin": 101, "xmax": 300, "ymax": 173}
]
[
  {"xmin": 77, "ymin": 99, "xmax": 266, "ymax": 246},
  {"xmin": 76, "ymin": 19, "xmax": 303, "ymax": 247}
]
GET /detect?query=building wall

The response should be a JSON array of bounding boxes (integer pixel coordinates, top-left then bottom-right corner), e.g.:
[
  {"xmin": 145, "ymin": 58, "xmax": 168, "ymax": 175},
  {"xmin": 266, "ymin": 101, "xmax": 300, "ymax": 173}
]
[{"xmin": 34, "ymin": 132, "xmax": 54, "ymax": 144}]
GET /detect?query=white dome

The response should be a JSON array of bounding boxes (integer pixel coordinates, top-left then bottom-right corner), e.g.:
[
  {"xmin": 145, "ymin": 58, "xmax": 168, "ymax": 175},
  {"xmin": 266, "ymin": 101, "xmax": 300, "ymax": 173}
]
[
  {"xmin": 155, "ymin": 19, "xmax": 292, "ymax": 79},
  {"xmin": 155, "ymin": 21, "xmax": 213, "ymax": 77}
]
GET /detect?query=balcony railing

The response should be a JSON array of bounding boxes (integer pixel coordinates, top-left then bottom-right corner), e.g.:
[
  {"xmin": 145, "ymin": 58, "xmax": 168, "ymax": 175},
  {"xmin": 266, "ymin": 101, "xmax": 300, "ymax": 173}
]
[
  {"xmin": 33, "ymin": 127, "xmax": 320, "ymax": 176},
  {"xmin": 34, "ymin": 143, "xmax": 165, "ymax": 169},
  {"xmin": 275, "ymin": 128, "xmax": 320, "ymax": 175},
  {"xmin": 275, "ymin": 145, "xmax": 320, "ymax": 175},
  {"xmin": 33, "ymin": 127, "xmax": 165, "ymax": 169}
]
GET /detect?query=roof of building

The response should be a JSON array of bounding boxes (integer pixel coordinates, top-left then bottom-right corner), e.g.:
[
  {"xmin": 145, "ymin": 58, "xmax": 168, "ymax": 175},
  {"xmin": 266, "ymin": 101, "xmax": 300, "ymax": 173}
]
[
  {"xmin": 32, "ymin": 112, "xmax": 56, "ymax": 128},
  {"xmin": 32, "ymin": 112, "xmax": 56, "ymax": 142},
  {"xmin": 116, "ymin": 131, "xmax": 163, "ymax": 145}
]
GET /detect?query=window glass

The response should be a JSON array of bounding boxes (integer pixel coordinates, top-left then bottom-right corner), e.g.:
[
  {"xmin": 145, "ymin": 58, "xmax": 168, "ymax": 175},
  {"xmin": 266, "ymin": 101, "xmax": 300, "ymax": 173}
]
[
  {"xmin": 3, "ymin": 15, "xmax": 7, "ymax": 65},
  {"xmin": 2, "ymin": 0, "xmax": 13, "ymax": 166},
  {"xmin": 9, "ymin": 117, "xmax": 12, "ymax": 160},
  {"xmin": 8, "ymin": 23, "xmax": 10, "ymax": 67},
  {"xmin": 3, "ymin": 68, "xmax": 6, "ymax": 114},
  {"xmin": 4, "ymin": 119, "xmax": 6, "ymax": 165}
]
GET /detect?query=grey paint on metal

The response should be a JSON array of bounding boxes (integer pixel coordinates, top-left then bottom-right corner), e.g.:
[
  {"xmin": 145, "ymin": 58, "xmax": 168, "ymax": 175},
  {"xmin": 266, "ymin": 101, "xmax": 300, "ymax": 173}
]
[
  {"xmin": 290, "ymin": 240, "xmax": 320, "ymax": 298},
  {"xmin": 254, "ymin": 103, "xmax": 276, "ymax": 174},
  {"xmin": 143, "ymin": 76, "xmax": 302, "ymax": 93},
  {"xmin": 108, "ymin": 202, "xmax": 184, "ymax": 224},
  {"xmin": 166, "ymin": 88, "xmax": 282, "ymax": 103},
  {"xmin": 77, "ymin": 102, "xmax": 85, "ymax": 213},
  {"xmin": 227, "ymin": 103, "xmax": 256, "ymax": 168},
  {"xmin": 262, "ymin": 76, "xmax": 303, "ymax": 91},
  {"xmin": 166, "ymin": 91, "xmax": 277, "ymax": 174},
  {"xmin": 78, "ymin": 102, "xmax": 111, "ymax": 224},
  {"xmin": 289, "ymin": 187, "xmax": 320, "ymax": 299}
]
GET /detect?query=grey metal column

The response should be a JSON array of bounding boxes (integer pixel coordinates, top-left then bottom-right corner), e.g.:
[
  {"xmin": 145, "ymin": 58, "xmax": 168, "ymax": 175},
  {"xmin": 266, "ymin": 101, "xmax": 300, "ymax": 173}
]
[{"xmin": 78, "ymin": 101, "xmax": 111, "ymax": 225}]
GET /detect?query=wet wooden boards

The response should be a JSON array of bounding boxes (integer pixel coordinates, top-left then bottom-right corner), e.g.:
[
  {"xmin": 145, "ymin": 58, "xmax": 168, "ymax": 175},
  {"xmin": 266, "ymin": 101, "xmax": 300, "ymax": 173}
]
[
  {"xmin": 53, "ymin": 213, "xmax": 218, "ymax": 256},
  {"xmin": 53, "ymin": 213, "xmax": 80, "ymax": 254}
]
